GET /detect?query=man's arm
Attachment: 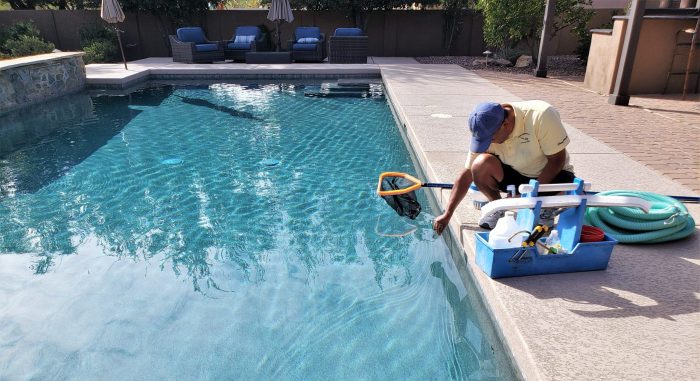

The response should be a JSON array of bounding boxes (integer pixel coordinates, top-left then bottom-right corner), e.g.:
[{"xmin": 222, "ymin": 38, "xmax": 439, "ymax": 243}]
[
  {"xmin": 537, "ymin": 148, "xmax": 567, "ymax": 184},
  {"xmin": 432, "ymin": 168, "xmax": 473, "ymax": 235}
]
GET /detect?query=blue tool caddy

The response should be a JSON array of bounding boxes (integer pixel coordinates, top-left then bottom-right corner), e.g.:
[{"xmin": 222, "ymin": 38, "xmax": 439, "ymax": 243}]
[{"xmin": 474, "ymin": 178, "xmax": 618, "ymax": 278}]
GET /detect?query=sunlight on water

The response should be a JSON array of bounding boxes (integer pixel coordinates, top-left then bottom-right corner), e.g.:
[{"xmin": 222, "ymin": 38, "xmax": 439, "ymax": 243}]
[{"xmin": 0, "ymin": 83, "xmax": 515, "ymax": 380}]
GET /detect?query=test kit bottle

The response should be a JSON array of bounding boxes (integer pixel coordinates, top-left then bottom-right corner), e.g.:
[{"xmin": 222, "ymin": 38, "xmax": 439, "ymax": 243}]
[
  {"xmin": 545, "ymin": 230, "xmax": 565, "ymax": 254},
  {"xmin": 488, "ymin": 211, "xmax": 525, "ymax": 249}
]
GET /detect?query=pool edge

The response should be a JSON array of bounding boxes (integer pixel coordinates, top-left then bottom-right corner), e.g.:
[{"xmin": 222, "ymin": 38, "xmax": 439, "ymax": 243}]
[{"xmin": 381, "ymin": 75, "xmax": 527, "ymax": 381}]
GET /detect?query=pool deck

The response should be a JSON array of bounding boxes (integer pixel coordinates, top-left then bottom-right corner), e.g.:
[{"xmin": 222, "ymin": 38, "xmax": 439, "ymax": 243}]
[{"xmin": 86, "ymin": 57, "xmax": 700, "ymax": 381}]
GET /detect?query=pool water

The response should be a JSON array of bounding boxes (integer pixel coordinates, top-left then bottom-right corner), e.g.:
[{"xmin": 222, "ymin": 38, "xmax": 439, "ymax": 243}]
[{"xmin": 0, "ymin": 83, "xmax": 515, "ymax": 380}]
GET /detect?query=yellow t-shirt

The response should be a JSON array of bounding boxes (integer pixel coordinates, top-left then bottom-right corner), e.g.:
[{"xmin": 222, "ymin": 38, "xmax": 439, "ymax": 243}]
[{"xmin": 465, "ymin": 100, "xmax": 574, "ymax": 178}]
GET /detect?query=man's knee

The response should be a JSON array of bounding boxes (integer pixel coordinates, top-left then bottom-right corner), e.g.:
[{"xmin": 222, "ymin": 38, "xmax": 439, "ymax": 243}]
[{"xmin": 471, "ymin": 154, "xmax": 502, "ymax": 185}]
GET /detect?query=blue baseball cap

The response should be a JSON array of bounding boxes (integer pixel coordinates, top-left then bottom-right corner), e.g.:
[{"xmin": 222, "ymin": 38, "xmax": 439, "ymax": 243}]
[{"xmin": 469, "ymin": 102, "xmax": 505, "ymax": 153}]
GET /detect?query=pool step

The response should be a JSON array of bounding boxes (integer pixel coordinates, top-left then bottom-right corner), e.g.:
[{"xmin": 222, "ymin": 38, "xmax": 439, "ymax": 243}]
[{"xmin": 304, "ymin": 81, "xmax": 383, "ymax": 98}]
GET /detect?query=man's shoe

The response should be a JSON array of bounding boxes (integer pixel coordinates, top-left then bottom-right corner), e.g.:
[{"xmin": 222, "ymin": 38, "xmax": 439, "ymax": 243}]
[
  {"xmin": 478, "ymin": 210, "xmax": 505, "ymax": 230},
  {"xmin": 539, "ymin": 208, "xmax": 556, "ymax": 227}
]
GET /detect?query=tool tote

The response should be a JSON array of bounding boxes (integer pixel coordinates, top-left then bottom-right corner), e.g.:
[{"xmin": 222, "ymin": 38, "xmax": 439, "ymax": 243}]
[{"xmin": 474, "ymin": 178, "xmax": 650, "ymax": 278}]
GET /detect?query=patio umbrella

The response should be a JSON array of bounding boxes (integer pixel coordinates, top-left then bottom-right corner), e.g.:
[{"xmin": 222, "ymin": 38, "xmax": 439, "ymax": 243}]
[
  {"xmin": 100, "ymin": 0, "xmax": 128, "ymax": 70},
  {"xmin": 267, "ymin": 0, "xmax": 294, "ymax": 52}
]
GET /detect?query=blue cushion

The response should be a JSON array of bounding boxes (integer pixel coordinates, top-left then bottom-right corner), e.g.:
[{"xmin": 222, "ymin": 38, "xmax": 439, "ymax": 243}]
[
  {"xmin": 177, "ymin": 27, "xmax": 206, "ymax": 44},
  {"xmin": 194, "ymin": 43, "xmax": 218, "ymax": 52},
  {"xmin": 235, "ymin": 26, "xmax": 261, "ymax": 39},
  {"xmin": 292, "ymin": 43, "xmax": 318, "ymax": 51},
  {"xmin": 227, "ymin": 42, "xmax": 253, "ymax": 50},
  {"xmin": 295, "ymin": 27, "xmax": 321, "ymax": 40},
  {"xmin": 334, "ymin": 28, "xmax": 363, "ymax": 37},
  {"xmin": 234, "ymin": 35, "xmax": 256, "ymax": 44},
  {"xmin": 297, "ymin": 37, "xmax": 319, "ymax": 44}
]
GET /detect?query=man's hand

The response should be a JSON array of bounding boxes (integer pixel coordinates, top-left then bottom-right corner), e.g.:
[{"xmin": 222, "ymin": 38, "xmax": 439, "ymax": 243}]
[
  {"xmin": 431, "ymin": 168, "xmax": 474, "ymax": 236},
  {"xmin": 433, "ymin": 212, "xmax": 452, "ymax": 235}
]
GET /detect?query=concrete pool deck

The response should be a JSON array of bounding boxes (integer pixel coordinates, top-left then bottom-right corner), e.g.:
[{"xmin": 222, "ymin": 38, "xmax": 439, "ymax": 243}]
[{"xmin": 86, "ymin": 57, "xmax": 700, "ymax": 381}]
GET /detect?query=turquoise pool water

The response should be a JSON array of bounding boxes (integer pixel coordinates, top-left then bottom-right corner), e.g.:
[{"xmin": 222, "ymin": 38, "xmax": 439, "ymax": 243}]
[{"xmin": 0, "ymin": 83, "xmax": 515, "ymax": 380}]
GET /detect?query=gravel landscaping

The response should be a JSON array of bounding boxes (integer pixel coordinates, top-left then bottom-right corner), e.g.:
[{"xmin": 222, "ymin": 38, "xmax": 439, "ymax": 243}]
[{"xmin": 414, "ymin": 55, "xmax": 588, "ymax": 78}]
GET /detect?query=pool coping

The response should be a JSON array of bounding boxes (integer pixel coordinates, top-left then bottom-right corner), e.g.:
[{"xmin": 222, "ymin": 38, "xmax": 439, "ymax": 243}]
[
  {"xmin": 84, "ymin": 58, "xmax": 700, "ymax": 381},
  {"xmin": 85, "ymin": 57, "xmax": 381, "ymax": 89}
]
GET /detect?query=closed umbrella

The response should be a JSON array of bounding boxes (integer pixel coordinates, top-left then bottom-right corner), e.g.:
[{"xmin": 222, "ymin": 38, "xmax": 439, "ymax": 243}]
[
  {"xmin": 267, "ymin": 0, "xmax": 294, "ymax": 52},
  {"xmin": 100, "ymin": 0, "xmax": 128, "ymax": 70}
]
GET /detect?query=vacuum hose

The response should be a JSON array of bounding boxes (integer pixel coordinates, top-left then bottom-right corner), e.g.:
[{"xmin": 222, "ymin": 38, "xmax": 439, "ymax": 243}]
[{"xmin": 584, "ymin": 190, "xmax": 696, "ymax": 244}]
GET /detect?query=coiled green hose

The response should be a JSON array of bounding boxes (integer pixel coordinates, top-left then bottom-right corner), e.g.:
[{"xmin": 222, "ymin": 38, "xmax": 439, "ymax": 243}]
[{"xmin": 584, "ymin": 190, "xmax": 696, "ymax": 244}]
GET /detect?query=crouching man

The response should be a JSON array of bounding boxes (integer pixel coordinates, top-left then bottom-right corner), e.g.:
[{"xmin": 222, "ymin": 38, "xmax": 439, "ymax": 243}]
[{"xmin": 432, "ymin": 100, "xmax": 575, "ymax": 235}]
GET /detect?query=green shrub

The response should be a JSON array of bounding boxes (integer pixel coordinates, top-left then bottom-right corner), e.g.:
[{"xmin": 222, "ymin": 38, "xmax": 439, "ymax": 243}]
[
  {"xmin": 0, "ymin": 20, "xmax": 55, "ymax": 57},
  {"xmin": 0, "ymin": 20, "xmax": 42, "ymax": 45},
  {"xmin": 79, "ymin": 24, "xmax": 118, "ymax": 64},
  {"xmin": 83, "ymin": 39, "xmax": 118, "ymax": 64},
  {"xmin": 3, "ymin": 35, "xmax": 55, "ymax": 57},
  {"xmin": 80, "ymin": 24, "xmax": 115, "ymax": 46}
]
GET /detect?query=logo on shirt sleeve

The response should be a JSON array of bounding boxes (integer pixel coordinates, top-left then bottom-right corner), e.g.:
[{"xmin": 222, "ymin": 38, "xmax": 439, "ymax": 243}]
[{"xmin": 557, "ymin": 135, "xmax": 570, "ymax": 146}]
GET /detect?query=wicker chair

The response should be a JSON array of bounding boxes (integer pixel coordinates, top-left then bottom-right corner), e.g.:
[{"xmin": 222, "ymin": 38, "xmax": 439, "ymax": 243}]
[
  {"xmin": 224, "ymin": 26, "xmax": 268, "ymax": 61},
  {"xmin": 169, "ymin": 27, "xmax": 224, "ymax": 64},
  {"xmin": 287, "ymin": 27, "xmax": 326, "ymax": 62},
  {"xmin": 328, "ymin": 28, "xmax": 368, "ymax": 64}
]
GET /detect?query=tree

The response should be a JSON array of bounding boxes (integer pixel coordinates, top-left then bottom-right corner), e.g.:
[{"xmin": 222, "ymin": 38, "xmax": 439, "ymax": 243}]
[
  {"xmin": 1, "ymin": 0, "xmax": 100, "ymax": 9},
  {"xmin": 440, "ymin": 0, "xmax": 470, "ymax": 55},
  {"xmin": 3, "ymin": 0, "xmax": 41, "ymax": 8},
  {"xmin": 286, "ymin": 0, "xmax": 416, "ymax": 32},
  {"xmin": 223, "ymin": 0, "xmax": 262, "ymax": 8},
  {"xmin": 476, "ymin": 0, "xmax": 593, "ymax": 58},
  {"xmin": 120, "ymin": 0, "xmax": 225, "ymax": 27}
]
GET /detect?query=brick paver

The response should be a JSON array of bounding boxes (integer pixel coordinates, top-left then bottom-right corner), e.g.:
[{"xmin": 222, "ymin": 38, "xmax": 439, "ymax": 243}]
[{"xmin": 472, "ymin": 70, "xmax": 700, "ymax": 192}]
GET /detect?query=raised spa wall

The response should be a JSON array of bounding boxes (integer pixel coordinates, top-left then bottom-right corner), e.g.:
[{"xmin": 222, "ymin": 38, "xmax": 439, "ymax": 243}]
[{"xmin": 0, "ymin": 52, "xmax": 86, "ymax": 115}]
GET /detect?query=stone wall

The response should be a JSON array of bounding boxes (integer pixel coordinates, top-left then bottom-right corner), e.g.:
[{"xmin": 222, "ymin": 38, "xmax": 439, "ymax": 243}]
[{"xmin": 0, "ymin": 52, "xmax": 86, "ymax": 115}]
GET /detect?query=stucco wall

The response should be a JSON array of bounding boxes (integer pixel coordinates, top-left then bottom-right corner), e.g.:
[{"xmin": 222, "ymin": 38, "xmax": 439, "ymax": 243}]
[
  {"xmin": 585, "ymin": 16, "xmax": 699, "ymax": 95},
  {"xmin": 630, "ymin": 17, "xmax": 700, "ymax": 93},
  {"xmin": 584, "ymin": 19, "xmax": 627, "ymax": 94},
  {"xmin": 0, "ymin": 52, "xmax": 86, "ymax": 115}
]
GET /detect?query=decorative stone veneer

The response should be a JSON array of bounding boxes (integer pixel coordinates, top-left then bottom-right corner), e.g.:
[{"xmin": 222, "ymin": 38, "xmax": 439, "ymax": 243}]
[{"xmin": 0, "ymin": 52, "xmax": 86, "ymax": 115}]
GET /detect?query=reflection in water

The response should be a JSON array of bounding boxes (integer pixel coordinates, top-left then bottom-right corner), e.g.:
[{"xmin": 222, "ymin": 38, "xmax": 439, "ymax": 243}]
[
  {"xmin": 0, "ymin": 87, "xmax": 173, "ymax": 196},
  {"xmin": 0, "ymin": 83, "xmax": 516, "ymax": 380},
  {"xmin": 0, "ymin": 83, "xmax": 419, "ymax": 294},
  {"xmin": 431, "ymin": 261, "xmax": 497, "ymax": 379}
]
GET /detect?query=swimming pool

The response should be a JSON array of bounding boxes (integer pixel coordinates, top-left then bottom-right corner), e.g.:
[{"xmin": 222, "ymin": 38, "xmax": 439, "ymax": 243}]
[{"xmin": 0, "ymin": 82, "xmax": 516, "ymax": 380}]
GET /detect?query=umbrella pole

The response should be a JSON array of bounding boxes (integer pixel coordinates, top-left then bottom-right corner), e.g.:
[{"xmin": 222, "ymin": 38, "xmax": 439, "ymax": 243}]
[
  {"xmin": 276, "ymin": 20, "xmax": 281, "ymax": 52},
  {"xmin": 115, "ymin": 26, "xmax": 128, "ymax": 70}
]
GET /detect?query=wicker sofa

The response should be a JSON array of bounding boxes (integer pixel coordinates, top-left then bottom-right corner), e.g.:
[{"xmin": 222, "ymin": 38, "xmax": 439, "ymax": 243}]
[
  {"xmin": 287, "ymin": 27, "xmax": 326, "ymax": 63},
  {"xmin": 224, "ymin": 26, "xmax": 268, "ymax": 61},
  {"xmin": 170, "ymin": 27, "xmax": 224, "ymax": 64},
  {"xmin": 328, "ymin": 28, "xmax": 368, "ymax": 64}
]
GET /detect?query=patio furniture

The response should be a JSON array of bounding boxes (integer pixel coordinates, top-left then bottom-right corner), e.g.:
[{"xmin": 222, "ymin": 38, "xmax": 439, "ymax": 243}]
[
  {"xmin": 245, "ymin": 51, "xmax": 292, "ymax": 64},
  {"xmin": 288, "ymin": 26, "xmax": 325, "ymax": 62},
  {"xmin": 224, "ymin": 26, "xmax": 268, "ymax": 61},
  {"xmin": 328, "ymin": 28, "xmax": 368, "ymax": 64},
  {"xmin": 169, "ymin": 27, "xmax": 224, "ymax": 63}
]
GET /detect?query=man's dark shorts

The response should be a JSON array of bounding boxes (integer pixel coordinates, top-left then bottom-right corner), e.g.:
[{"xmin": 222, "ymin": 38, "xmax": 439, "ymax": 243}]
[{"xmin": 496, "ymin": 158, "xmax": 575, "ymax": 196}]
